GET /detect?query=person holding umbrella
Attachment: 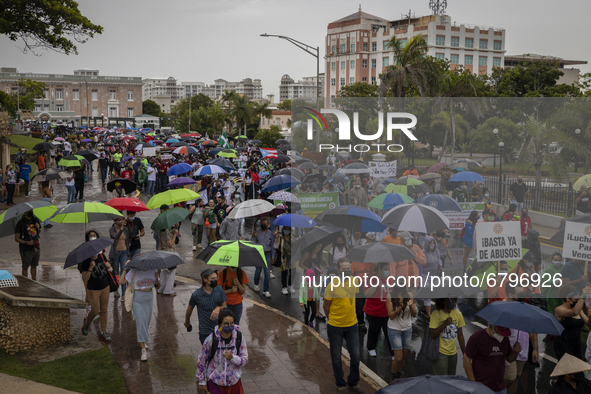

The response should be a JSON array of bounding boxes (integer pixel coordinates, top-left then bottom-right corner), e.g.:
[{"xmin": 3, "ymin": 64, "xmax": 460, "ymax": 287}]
[
  {"xmin": 548, "ymin": 353, "xmax": 591, "ymax": 394},
  {"xmin": 5, "ymin": 164, "xmax": 16, "ymax": 206},
  {"xmin": 74, "ymin": 162, "xmax": 86, "ymax": 201},
  {"xmin": 204, "ymin": 199, "xmax": 217, "ymax": 245},
  {"xmin": 251, "ymin": 217, "xmax": 275, "ymax": 298},
  {"xmin": 109, "ymin": 216, "xmax": 130, "ymax": 301},
  {"xmin": 554, "ymin": 285, "xmax": 590, "ymax": 360},
  {"xmin": 157, "ymin": 219, "xmax": 179, "ymax": 296},
  {"xmin": 219, "ymin": 265, "xmax": 248, "ymax": 325},
  {"xmin": 14, "ymin": 210, "xmax": 41, "ymax": 280},
  {"xmin": 273, "ymin": 226, "xmax": 293, "ymax": 295}
]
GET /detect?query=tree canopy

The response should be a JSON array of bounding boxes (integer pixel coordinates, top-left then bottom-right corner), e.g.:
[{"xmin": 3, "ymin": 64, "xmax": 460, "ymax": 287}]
[
  {"xmin": 0, "ymin": 78, "xmax": 45, "ymax": 117},
  {"xmin": 142, "ymin": 100, "xmax": 161, "ymax": 117}
]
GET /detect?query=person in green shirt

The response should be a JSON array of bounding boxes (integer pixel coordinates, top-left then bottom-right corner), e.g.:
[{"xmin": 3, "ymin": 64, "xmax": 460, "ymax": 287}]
[
  {"xmin": 113, "ymin": 150, "xmax": 122, "ymax": 176},
  {"xmin": 452, "ymin": 184, "xmax": 467, "ymax": 202},
  {"xmin": 544, "ymin": 252, "xmax": 564, "ymax": 315},
  {"xmin": 429, "ymin": 298, "xmax": 466, "ymax": 376}
]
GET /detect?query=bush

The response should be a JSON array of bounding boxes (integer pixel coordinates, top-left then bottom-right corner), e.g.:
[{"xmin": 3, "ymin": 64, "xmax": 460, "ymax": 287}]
[{"xmin": 31, "ymin": 131, "xmax": 43, "ymax": 138}]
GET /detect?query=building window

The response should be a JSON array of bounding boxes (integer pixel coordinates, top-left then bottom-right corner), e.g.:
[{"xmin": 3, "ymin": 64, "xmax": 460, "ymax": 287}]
[
  {"xmin": 479, "ymin": 56, "xmax": 487, "ymax": 66},
  {"xmin": 383, "ymin": 41, "xmax": 389, "ymax": 50},
  {"xmin": 44, "ymin": 89, "xmax": 49, "ymax": 99},
  {"xmin": 362, "ymin": 60, "xmax": 367, "ymax": 68},
  {"xmin": 465, "ymin": 38, "xmax": 474, "ymax": 48},
  {"xmin": 56, "ymin": 89, "xmax": 63, "ymax": 99},
  {"xmin": 109, "ymin": 106, "xmax": 118, "ymax": 117},
  {"xmin": 340, "ymin": 77, "xmax": 345, "ymax": 86},
  {"xmin": 371, "ymin": 42, "xmax": 377, "ymax": 51},
  {"xmin": 350, "ymin": 77, "xmax": 355, "ymax": 84},
  {"xmin": 110, "ymin": 89, "xmax": 116, "ymax": 100},
  {"xmin": 362, "ymin": 77, "xmax": 367, "ymax": 82},
  {"xmin": 35, "ymin": 105, "xmax": 41, "ymax": 112},
  {"xmin": 371, "ymin": 59, "xmax": 376, "ymax": 68},
  {"xmin": 350, "ymin": 43, "xmax": 355, "ymax": 52},
  {"xmin": 91, "ymin": 89, "xmax": 98, "ymax": 101},
  {"xmin": 435, "ymin": 53, "xmax": 445, "ymax": 59},
  {"xmin": 56, "ymin": 104, "xmax": 63, "ymax": 112},
  {"xmin": 399, "ymin": 39, "xmax": 407, "ymax": 47},
  {"xmin": 127, "ymin": 108, "xmax": 134, "ymax": 117},
  {"xmin": 493, "ymin": 57, "xmax": 501, "ymax": 67},
  {"xmin": 43, "ymin": 104, "xmax": 49, "ymax": 111},
  {"xmin": 465, "ymin": 55, "xmax": 473, "ymax": 65},
  {"xmin": 341, "ymin": 61, "xmax": 345, "ymax": 70},
  {"xmin": 331, "ymin": 78, "xmax": 336, "ymax": 86},
  {"xmin": 436, "ymin": 35, "xmax": 445, "ymax": 45},
  {"xmin": 479, "ymin": 39, "xmax": 488, "ymax": 49},
  {"xmin": 383, "ymin": 58, "xmax": 389, "ymax": 66},
  {"xmin": 331, "ymin": 46, "xmax": 336, "ymax": 54},
  {"xmin": 73, "ymin": 89, "xmax": 79, "ymax": 100},
  {"xmin": 276, "ymin": 118, "xmax": 281, "ymax": 126},
  {"xmin": 493, "ymin": 41, "xmax": 502, "ymax": 50},
  {"xmin": 363, "ymin": 43, "xmax": 368, "ymax": 51},
  {"xmin": 451, "ymin": 37, "xmax": 459, "ymax": 47},
  {"xmin": 450, "ymin": 54, "xmax": 459, "ymax": 64},
  {"xmin": 371, "ymin": 77, "xmax": 376, "ymax": 84},
  {"xmin": 331, "ymin": 62, "xmax": 336, "ymax": 71},
  {"xmin": 91, "ymin": 107, "xmax": 98, "ymax": 117},
  {"xmin": 350, "ymin": 60, "xmax": 355, "ymax": 69},
  {"xmin": 127, "ymin": 90, "xmax": 134, "ymax": 101},
  {"xmin": 341, "ymin": 44, "xmax": 346, "ymax": 53}
]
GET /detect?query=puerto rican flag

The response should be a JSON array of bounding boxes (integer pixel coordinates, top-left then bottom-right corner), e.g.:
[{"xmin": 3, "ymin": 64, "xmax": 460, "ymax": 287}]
[{"xmin": 259, "ymin": 148, "xmax": 278, "ymax": 159}]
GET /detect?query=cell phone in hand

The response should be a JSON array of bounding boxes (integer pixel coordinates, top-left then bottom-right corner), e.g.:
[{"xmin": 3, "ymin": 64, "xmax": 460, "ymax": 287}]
[{"xmin": 187, "ymin": 324, "xmax": 193, "ymax": 332}]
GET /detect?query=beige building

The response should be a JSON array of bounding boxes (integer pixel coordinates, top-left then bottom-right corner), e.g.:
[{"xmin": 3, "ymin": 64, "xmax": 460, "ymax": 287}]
[
  {"xmin": 0, "ymin": 67, "xmax": 143, "ymax": 127},
  {"xmin": 504, "ymin": 54, "xmax": 588, "ymax": 86},
  {"xmin": 260, "ymin": 110, "xmax": 291, "ymax": 130}
]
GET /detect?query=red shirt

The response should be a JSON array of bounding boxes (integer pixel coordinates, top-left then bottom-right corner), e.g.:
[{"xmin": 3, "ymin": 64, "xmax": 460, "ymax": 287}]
[
  {"xmin": 121, "ymin": 170, "xmax": 132, "ymax": 180},
  {"xmin": 158, "ymin": 163, "xmax": 168, "ymax": 175},
  {"xmin": 362, "ymin": 276, "xmax": 390, "ymax": 317},
  {"xmin": 520, "ymin": 216, "xmax": 531, "ymax": 237},
  {"xmin": 465, "ymin": 329, "xmax": 511, "ymax": 392}
]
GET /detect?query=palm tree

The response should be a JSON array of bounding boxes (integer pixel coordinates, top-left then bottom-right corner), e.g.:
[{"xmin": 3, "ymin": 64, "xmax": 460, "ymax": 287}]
[
  {"xmin": 231, "ymin": 95, "xmax": 254, "ymax": 137},
  {"xmin": 252, "ymin": 101, "xmax": 273, "ymax": 129},
  {"xmin": 207, "ymin": 103, "xmax": 227, "ymax": 134},
  {"xmin": 221, "ymin": 90, "xmax": 238, "ymax": 133},
  {"xmin": 430, "ymin": 111, "xmax": 470, "ymax": 156}
]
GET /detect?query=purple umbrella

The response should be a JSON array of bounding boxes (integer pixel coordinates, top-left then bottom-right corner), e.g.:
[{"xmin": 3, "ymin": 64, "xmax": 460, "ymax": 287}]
[
  {"xmin": 427, "ymin": 162, "xmax": 447, "ymax": 173},
  {"xmin": 168, "ymin": 177, "xmax": 196, "ymax": 187},
  {"xmin": 81, "ymin": 138, "xmax": 92, "ymax": 143},
  {"xmin": 121, "ymin": 155, "xmax": 135, "ymax": 163}
]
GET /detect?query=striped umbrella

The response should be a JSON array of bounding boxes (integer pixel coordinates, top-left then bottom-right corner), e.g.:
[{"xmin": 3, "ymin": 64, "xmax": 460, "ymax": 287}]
[
  {"xmin": 197, "ymin": 240, "xmax": 267, "ymax": 268},
  {"xmin": 381, "ymin": 203, "xmax": 450, "ymax": 233},
  {"xmin": 368, "ymin": 193, "xmax": 414, "ymax": 210},
  {"xmin": 194, "ymin": 165, "xmax": 226, "ymax": 176},
  {"xmin": 173, "ymin": 146, "xmax": 199, "ymax": 154},
  {"xmin": 0, "ymin": 201, "xmax": 57, "ymax": 238},
  {"xmin": 58, "ymin": 155, "xmax": 89, "ymax": 167},
  {"xmin": 384, "ymin": 178, "xmax": 430, "ymax": 194}
]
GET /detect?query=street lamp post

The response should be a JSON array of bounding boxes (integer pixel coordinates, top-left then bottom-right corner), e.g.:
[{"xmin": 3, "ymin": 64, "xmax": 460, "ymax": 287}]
[
  {"xmin": 498, "ymin": 141, "xmax": 504, "ymax": 204},
  {"xmin": 574, "ymin": 128, "xmax": 581, "ymax": 173},
  {"xmin": 493, "ymin": 128, "xmax": 499, "ymax": 168},
  {"xmin": 261, "ymin": 33, "xmax": 320, "ymax": 147}
]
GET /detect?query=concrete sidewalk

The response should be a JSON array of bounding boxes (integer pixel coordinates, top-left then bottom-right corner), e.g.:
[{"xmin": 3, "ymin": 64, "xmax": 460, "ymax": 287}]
[{"xmin": 0, "ymin": 373, "xmax": 79, "ymax": 394}]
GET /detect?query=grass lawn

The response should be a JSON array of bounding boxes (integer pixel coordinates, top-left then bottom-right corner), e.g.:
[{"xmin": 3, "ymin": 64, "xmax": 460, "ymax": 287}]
[
  {"xmin": 8, "ymin": 135, "xmax": 45, "ymax": 155},
  {"xmin": 0, "ymin": 347, "xmax": 127, "ymax": 394}
]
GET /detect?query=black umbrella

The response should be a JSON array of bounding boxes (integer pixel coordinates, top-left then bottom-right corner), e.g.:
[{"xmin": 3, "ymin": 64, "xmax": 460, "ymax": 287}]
[
  {"xmin": 196, "ymin": 240, "xmax": 267, "ymax": 268},
  {"xmin": 33, "ymin": 142, "xmax": 56, "ymax": 151},
  {"xmin": 171, "ymin": 142, "xmax": 187, "ymax": 147},
  {"xmin": 203, "ymin": 141, "xmax": 218, "ymax": 147},
  {"xmin": 250, "ymin": 139, "xmax": 262, "ymax": 144},
  {"xmin": 107, "ymin": 178, "xmax": 137, "ymax": 194},
  {"xmin": 277, "ymin": 168, "xmax": 305, "ymax": 178},
  {"xmin": 272, "ymin": 154, "xmax": 291, "ymax": 164},
  {"xmin": 303, "ymin": 173, "xmax": 327, "ymax": 184},
  {"xmin": 236, "ymin": 147, "xmax": 247, "ymax": 152},
  {"xmin": 550, "ymin": 214, "xmax": 591, "ymax": 244},
  {"xmin": 294, "ymin": 157, "xmax": 311, "ymax": 164},
  {"xmin": 298, "ymin": 162, "xmax": 317, "ymax": 170},
  {"xmin": 31, "ymin": 168, "xmax": 69, "ymax": 182},
  {"xmin": 318, "ymin": 164, "xmax": 336, "ymax": 171},
  {"xmin": 276, "ymin": 139, "xmax": 289, "ymax": 145},
  {"xmin": 64, "ymin": 238, "xmax": 114, "ymax": 269},
  {"xmin": 126, "ymin": 250, "xmax": 185, "ymax": 271},
  {"xmin": 75, "ymin": 149, "xmax": 100, "ymax": 161},
  {"xmin": 292, "ymin": 226, "xmax": 344, "ymax": 261},
  {"xmin": 277, "ymin": 144, "xmax": 292, "ymax": 151},
  {"xmin": 206, "ymin": 158, "xmax": 236, "ymax": 171},
  {"xmin": 375, "ymin": 375, "xmax": 495, "ymax": 394},
  {"xmin": 346, "ymin": 243, "xmax": 415, "ymax": 263}
]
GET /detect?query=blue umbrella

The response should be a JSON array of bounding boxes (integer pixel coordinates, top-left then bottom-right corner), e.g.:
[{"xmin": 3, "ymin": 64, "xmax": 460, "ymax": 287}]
[
  {"xmin": 476, "ymin": 301, "xmax": 564, "ymax": 335},
  {"xmin": 166, "ymin": 138, "xmax": 180, "ymax": 143},
  {"xmin": 273, "ymin": 214, "xmax": 316, "ymax": 228},
  {"xmin": 195, "ymin": 165, "xmax": 226, "ymax": 176},
  {"xmin": 167, "ymin": 163, "xmax": 193, "ymax": 176},
  {"xmin": 260, "ymin": 175, "xmax": 301, "ymax": 193},
  {"xmin": 209, "ymin": 147, "xmax": 223, "ymax": 155},
  {"xmin": 417, "ymin": 194, "xmax": 463, "ymax": 212},
  {"xmin": 121, "ymin": 155, "xmax": 134, "ymax": 163},
  {"xmin": 449, "ymin": 171, "xmax": 484, "ymax": 182},
  {"xmin": 315, "ymin": 206, "xmax": 386, "ymax": 233},
  {"xmin": 376, "ymin": 375, "xmax": 495, "ymax": 394}
]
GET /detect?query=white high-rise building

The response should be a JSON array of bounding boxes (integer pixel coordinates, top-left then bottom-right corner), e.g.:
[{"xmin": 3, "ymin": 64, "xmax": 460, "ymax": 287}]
[
  {"xmin": 142, "ymin": 77, "xmax": 184, "ymax": 101},
  {"xmin": 181, "ymin": 78, "xmax": 264, "ymax": 100},
  {"xmin": 279, "ymin": 73, "xmax": 325, "ymax": 102}
]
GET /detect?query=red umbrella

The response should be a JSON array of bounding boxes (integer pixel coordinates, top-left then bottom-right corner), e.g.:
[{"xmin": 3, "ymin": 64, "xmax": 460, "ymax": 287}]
[
  {"xmin": 144, "ymin": 136, "xmax": 154, "ymax": 142},
  {"xmin": 180, "ymin": 134, "xmax": 191, "ymax": 138},
  {"xmin": 153, "ymin": 140, "xmax": 164, "ymax": 145},
  {"xmin": 427, "ymin": 162, "xmax": 447, "ymax": 173},
  {"xmin": 189, "ymin": 133, "xmax": 201, "ymax": 137},
  {"xmin": 105, "ymin": 197, "xmax": 149, "ymax": 212},
  {"xmin": 119, "ymin": 135, "xmax": 137, "ymax": 141}
]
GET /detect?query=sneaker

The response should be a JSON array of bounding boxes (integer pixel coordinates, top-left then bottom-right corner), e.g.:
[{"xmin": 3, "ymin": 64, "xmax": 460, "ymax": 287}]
[
  {"xmin": 368, "ymin": 349, "xmax": 377, "ymax": 357},
  {"xmin": 335, "ymin": 386, "xmax": 348, "ymax": 393},
  {"xmin": 289, "ymin": 286, "xmax": 296, "ymax": 294},
  {"xmin": 308, "ymin": 322, "xmax": 314, "ymax": 329},
  {"xmin": 43, "ymin": 224, "xmax": 53, "ymax": 228},
  {"xmin": 282, "ymin": 287, "xmax": 289, "ymax": 295},
  {"xmin": 347, "ymin": 385, "xmax": 364, "ymax": 394},
  {"xmin": 270, "ymin": 272, "xmax": 275, "ymax": 279},
  {"xmin": 253, "ymin": 285, "xmax": 260, "ymax": 292},
  {"xmin": 263, "ymin": 291, "xmax": 271, "ymax": 298},
  {"xmin": 99, "ymin": 332, "xmax": 111, "ymax": 343},
  {"xmin": 121, "ymin": 296, "xmax": 125, "ymax": 303},
  {"xmin": 81, "ymin": 323, "xmax": 89, "ymax": 335},
  {"xmin": 316, "ymin": 314, "xmax": 326, "ymax": 321},
  {"xmin": 140, "ymin": 348, "xmax": 147, "ymax": 361},
  {"xmin": 145, "ymin": 343, "xmax": 149, "ymax": 350}
]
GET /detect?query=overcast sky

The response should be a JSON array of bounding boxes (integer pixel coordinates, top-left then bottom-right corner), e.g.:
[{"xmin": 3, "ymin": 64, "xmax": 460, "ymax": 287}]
[{"xmin": 1, "ymin": 0, "xmax": 590, "ymax": 99}]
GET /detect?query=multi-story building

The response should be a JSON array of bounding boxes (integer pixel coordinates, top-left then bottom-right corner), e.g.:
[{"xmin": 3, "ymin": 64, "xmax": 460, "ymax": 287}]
[
  {"xmin": 504, "ymin": 54, "xmax": 588, "ymax": 86},
  {"xmin": 0, "ymin": 67, "xmax": 143, "ymax": 126},
  {"xmin": 325, "ymin": 8, "xmax": 506, "ymax": 100},
  {"xmin": 142, "ymin": 77, "xmax": 184, "ymax": 101},
  {"xmin": 260, "ymin": 110, "xmax": 291, "ymax": 130},
  {"xmin": 181, "ymin": 78, "xmax": 264, "ymax": 100},
  {"xmin": 279, "ymin": 73, "xmax": 325, "ymax": 102}
]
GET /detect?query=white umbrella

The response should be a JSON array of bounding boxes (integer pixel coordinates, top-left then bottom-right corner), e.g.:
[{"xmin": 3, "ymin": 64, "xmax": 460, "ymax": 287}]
[
  {"xmin": 381, "ymin": 203, "xmax": 450, "ymax": 233},
  {"xmin": 337, "ymin": 163, "xmax": 371, "ymax": 174},
  {"xmin": 268, "ymin": 191, "xmax": 299, "ymax": 203},
  {"xmin": 227, "ymin": 200, "xmax": 276, "ymax": 219}
]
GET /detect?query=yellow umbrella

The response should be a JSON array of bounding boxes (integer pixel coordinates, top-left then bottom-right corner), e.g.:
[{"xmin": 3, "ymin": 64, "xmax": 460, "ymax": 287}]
[{"xmin": 573, "ymin": 174, "xmax": 591, "ymax": 191}]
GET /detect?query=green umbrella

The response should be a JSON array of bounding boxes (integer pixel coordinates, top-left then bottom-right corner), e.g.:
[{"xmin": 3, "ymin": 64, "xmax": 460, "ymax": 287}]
[
  {"xmin": 58, "ymin": 155, "xmax": 89, "ymax": 167},
  {"xmin": 384, "ymin": 178, "xmax": 429, "ymax": 194},
  {"xmin": 147, "ymin": 189, "xmax": 200, "ymax": 209},
  {"xmin": 196, "ymin": 240, "xmax": 267, "ymax": 268},
  {"xmin": 235, "ymin": 135, "xmax": 249, "ymax": 140},
  {"xmin": 218, "ymin": 149, "xmax": 237, "ymax": 158},
  {"xmin": 49, "ymin": 202, "xmax": 123, "ymax": 223},
  {"xmin": 368, "ymin": 192, "xmax": 414, "ymax": 209},
  {"xmin": 0, "ymin": 201, "xmax": 57, "ymax": 238},
  {"xmin": 150, "ymin": 207, "xmax": 190, "ymax": 232}
]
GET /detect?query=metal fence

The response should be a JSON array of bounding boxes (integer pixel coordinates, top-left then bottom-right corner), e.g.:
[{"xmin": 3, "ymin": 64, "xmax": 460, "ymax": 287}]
[{"xmin": 482, "ymin": 175, "xmax": 575, "ymax": 216}]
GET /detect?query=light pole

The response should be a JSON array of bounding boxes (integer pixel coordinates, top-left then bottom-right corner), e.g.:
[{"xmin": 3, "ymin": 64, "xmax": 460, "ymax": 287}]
[
  {"xmin": 493, "ymin": 128, "xmax": 499, "ymax": 168},
  {"xmin": 574, "ymin": 128, "xmax": 581, "ymax": 173},
  {"xmin": 498, "ymin": 141, "xmax": 504, "ymax": 204},
  {"xmin": 261, "ymin": 33, "xmax": 320, "ymax": 147}
]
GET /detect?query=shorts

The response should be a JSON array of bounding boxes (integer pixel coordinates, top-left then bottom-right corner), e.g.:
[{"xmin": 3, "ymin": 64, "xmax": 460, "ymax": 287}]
[
  {"xmin": 20, "ymin": 248, "xmax": 40, "ymax": 270},
  {"xmin": 504, "ymin": 359, "xmax": 526, "ymax": 381},
  {"xmin": 208, "ymin": 222, "xmax": 217, "ymax": 229},
  {"xmin": 388, "ymin": 327, "xmax": 412, "ymax": 350}
]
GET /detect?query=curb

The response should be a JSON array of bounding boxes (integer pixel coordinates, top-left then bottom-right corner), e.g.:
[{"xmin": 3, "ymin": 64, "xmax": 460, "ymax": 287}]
[
  {"xmin": 539, "ymin": 235, "xmax": 561, "ymax": 248},
  {"xmin": 243, "ymin": 297, "xmax": 387, "ymax": 391}
]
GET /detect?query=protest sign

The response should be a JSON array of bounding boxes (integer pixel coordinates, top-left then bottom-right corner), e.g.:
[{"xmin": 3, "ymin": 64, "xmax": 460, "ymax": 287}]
[
  {"xmin": 369, "ymin": 161, "xmax": 397, "ymax": 178},
  {"xmin": 161, "ymin": 154, "xmax": 173, "ymax": 160},
  {"xmin": 563, "ymin": 222, "xmax": 591, "ymax": 260},
  {"xmin": 475, "ymin": 221, "xmax": 522, "ymax": 262},
  {"xmin": 299, "ymin": 192, "xmax": 339, "ymax": 218},
  {"xmin": 143, "ymin": 147, "xmax": 156, "ymax": 157},
  {"xmin": 443, "ymin": 203, "xmax": 486, "ymax": 229}
]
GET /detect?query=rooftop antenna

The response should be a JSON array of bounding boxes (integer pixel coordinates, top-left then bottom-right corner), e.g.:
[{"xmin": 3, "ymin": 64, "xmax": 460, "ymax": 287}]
[
  {"xmin": 429, "ymin": 0, "xmax": 448, "ymax": 24},
  {"xmin": 359, "ymin": 4, "xmax": 361, "ymax": 11}
]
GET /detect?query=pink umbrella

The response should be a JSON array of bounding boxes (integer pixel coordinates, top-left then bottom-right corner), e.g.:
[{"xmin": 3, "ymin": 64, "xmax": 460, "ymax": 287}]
[
  {"xmin": 53, "ymin": 137, "xmax": 65, "ymax": 142},
  {"xmin": 427, "ymin": 162, "xmax": 447, "ymax": 173}
]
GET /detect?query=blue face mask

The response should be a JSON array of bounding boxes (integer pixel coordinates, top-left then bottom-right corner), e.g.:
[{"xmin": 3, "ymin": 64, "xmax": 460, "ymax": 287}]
[{"xmin": 222, "ymin": 325, "xmax": 234, "ymax": 334}]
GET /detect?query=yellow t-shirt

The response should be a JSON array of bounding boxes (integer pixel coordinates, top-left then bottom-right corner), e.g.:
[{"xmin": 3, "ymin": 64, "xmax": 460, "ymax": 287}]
[
  {"xmin": 429, "ymin": 309, "xmax": 465, "ymax": 356},
  {"xmin": 324, "ymin": 280, "xmax": 359, "ymax": 328},
  {"xmin": 113, "ymin": 153, "xmax": 122, "ymax": 163}
]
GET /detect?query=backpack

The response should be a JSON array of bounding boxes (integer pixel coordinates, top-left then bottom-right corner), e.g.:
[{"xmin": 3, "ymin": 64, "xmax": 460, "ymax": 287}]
[{"xmin": 206, "ymin": 331, "xmax": 243, "ymax": 367}]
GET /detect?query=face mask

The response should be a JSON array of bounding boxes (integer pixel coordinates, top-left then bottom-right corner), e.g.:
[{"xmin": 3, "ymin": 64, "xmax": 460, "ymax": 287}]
[
  {"xmin": 500, "ymin": 269, "xmax": 507, "ymax": 274},
  {"xmin": 405, "ymin": 240, "xmax": 413, "ymax": 247},
  {"xmin": 382, "ymin": 270, "xmax": 390, "ymax": 278},
  {"xmin": 283, "ymin": 229, "xmax": 291, "ymax": 235},
  {"xmin": 261, "ymin": 224, "xmax": 268, "ymax": 231},
  {"xmin": 493, "ymin": 333, "xmax": 505, "ymax": 343},
  {"xmin": 337, "ymin": 242, "xmax": 345, "ymax": 246},
  {"xmin": 479, "ymin": 185, "xmax": 483, "ymax": 188},
  {"xmin": 89, "ymin": 236, "xmax": 98, "ymax": 241},
  {"xmin": 128, "ymin": 216, "xmax": 135, "ymax": 221},
  {"xmin": 524, "ymin": 261, "xmax": 533, "ymax": 268},
  {"xmin": 484, "ymin": 193, "xmax": 489, "ymax": 197},
  {"xmin": 518, "ymin": 180, "xmax": 522, "ymax": 184},
  {"xmin": 92, "ymin": 254, "xmax": 98, "ymax": 259},
  {"xmin": 209, "ymin": 279, "xmax": 218, "ymax": 288},
  {"xmin": 522, "ymin": 213, "xmax": 528, "ymax": 218},
  {"xmin": 552, "ymin": 260, "xmax": 562, "ymax": 268},
  {"xmin": 222, "ymin": 325, "xmax": 234, "ymax": 334},
  {"xmin": 429, "ymin": 244, "xmax": 436, "ymax": 251},
  {"xmin": 355, "ymin": 184, "xmax": 360, "ymax": 188}
]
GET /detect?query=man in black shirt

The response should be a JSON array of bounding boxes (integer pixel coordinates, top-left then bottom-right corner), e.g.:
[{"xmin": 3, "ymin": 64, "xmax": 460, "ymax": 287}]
[
  {"xmin": 214, "ymin": 195, "xmax": 228, "ymax": 239},
  {"xmin": 74, "ymin": 165, "xmax": 86, "ymax": 201},
  {"xmin": 127, "ymin": 210, "xmax": 145, "ymax": 257},
  {"xmin": 98, "ymin": 153, "xmax": 109, "ymax": 185},
  {"xmin": 575, "ymin": 185, "xmax": 590, "ymax": 215},
  {"xmin": 509, "ymin": 176, "xmax": 528, "ymax": 213},
  {"xmin": 14, "ymin": 211, "xmax": 41, "ymax": 280}
]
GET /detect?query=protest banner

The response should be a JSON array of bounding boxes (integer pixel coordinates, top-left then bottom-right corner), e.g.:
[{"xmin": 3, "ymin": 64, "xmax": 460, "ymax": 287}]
[
  {"xmin": 299, "ymin": 192, "xmax": 339, "ymax": 218},
  {"xmin": 143, "ymin": 147, "xmax": 156, "ymax": 157},
  {"xmin": 161, "ymin": 154, "xmax": 173, "ymax": 160},
  {"xmin": 443, "ymin": 203, "xmax": 486, "ymax": 229},
  {"xmin": 475, "ymin": 221, "xmax": 522, "ymax": 263},
  {"xmin": 369, "ymin": 160, "xmax": 397, "ymax": 178},
  {"xmin": 563, "ymin": 222, "xmax": 591, "ymax": 260}
]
